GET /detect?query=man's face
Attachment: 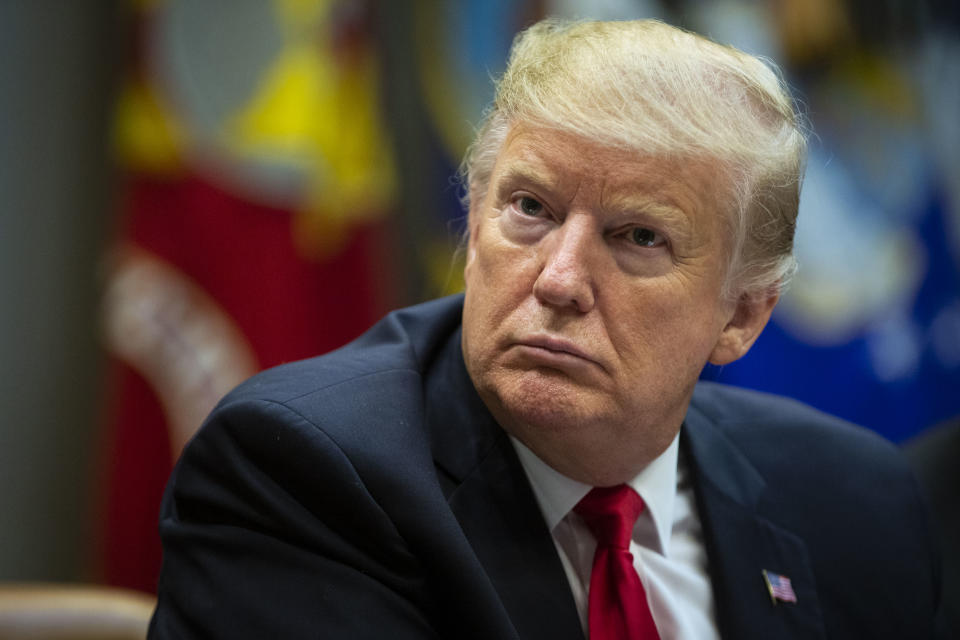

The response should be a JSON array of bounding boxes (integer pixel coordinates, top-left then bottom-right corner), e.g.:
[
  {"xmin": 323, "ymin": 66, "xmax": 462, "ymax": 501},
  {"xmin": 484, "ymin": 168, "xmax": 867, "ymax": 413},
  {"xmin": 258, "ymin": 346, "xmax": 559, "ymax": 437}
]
[{"xmin": 461, "ymin": 124, "xmax": 771, "ymax": 485}]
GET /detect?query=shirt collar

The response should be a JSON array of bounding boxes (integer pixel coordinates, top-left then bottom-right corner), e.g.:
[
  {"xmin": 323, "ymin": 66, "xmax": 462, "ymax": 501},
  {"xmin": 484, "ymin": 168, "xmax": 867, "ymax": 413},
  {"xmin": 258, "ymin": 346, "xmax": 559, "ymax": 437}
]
[{"xmin": 511, "ymin": 433, "xmax": 680, "ymax": 556}]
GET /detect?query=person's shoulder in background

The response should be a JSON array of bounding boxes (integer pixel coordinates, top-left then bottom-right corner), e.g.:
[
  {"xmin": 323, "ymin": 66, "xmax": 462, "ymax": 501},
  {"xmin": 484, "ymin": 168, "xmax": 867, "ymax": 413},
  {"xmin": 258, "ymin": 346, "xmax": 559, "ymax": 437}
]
[{"xmin": 906, "ymin": 417, "xmax": 960, "ymax": 640}]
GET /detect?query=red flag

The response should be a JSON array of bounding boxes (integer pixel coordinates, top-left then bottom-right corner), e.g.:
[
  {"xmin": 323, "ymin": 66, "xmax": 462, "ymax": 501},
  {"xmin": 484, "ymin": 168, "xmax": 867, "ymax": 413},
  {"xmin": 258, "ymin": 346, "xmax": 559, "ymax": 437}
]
[{"xmin": 98, "ymin": 0, "xmax": 396, "ymax": 592}]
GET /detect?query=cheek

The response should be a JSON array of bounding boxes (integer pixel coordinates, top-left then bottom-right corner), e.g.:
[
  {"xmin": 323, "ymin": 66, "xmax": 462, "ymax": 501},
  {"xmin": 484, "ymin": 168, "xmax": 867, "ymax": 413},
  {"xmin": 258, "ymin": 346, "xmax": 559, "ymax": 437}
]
[
  {"xmin": 472, "ymin": 227, "xmax": 540, "ymax": 293},
  {"xmin": 610, "ymin": 281, "xmax": 725, "ymax": 365},
  {"xmin": 464, "ymin": 234, "xmax": 522, "ymax": 329}
]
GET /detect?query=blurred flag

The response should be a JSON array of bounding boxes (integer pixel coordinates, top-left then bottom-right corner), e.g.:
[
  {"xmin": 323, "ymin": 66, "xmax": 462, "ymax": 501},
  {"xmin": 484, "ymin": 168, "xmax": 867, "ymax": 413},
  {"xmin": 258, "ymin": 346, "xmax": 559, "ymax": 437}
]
[
  {"xmin": 99, "ymin": 0, "xmax": 397, "ymax": 592},
  {"xmin": 409, "ymin": 0, "xmax": 542, "ymax": 294},
  {"xmin": 698, "ymin": 0, "xmax": 960, "ymax": 443}
]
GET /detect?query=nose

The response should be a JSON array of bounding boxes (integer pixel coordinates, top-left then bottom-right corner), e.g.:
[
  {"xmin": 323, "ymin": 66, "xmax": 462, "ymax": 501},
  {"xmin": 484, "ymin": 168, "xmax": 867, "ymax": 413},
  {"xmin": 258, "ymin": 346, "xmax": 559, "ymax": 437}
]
[{"xmin": 532, "ymin": 214, "xmax": 597, "ymax": 312}]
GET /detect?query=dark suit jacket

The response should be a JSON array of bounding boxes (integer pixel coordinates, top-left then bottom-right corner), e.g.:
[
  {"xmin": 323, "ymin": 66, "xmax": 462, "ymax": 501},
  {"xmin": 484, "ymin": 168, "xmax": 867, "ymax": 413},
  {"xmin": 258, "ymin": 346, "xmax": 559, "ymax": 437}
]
[
  {"xmin": 149, "ymin": 294, "xmax": 942, "ymax": 639},
  {"xmin": 906, "ymin": 420, "xmax": 960, "ymax": 639}
]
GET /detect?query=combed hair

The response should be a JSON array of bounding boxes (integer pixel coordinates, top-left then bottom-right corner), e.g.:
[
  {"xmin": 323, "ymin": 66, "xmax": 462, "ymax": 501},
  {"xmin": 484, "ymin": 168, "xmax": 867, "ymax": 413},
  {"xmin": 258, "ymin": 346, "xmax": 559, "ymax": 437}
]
[{"xmin": 460, "ymin": 18, "xmax": 807, "ymax": 301}]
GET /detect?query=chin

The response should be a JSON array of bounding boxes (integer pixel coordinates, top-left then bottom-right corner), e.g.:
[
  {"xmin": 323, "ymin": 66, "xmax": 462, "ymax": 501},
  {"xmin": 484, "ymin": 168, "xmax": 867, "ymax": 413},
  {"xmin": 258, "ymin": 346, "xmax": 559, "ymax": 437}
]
[
  {"xmin": 481, "ymin": 368, "xmax": 679, "ymax": 482},
  {"xmin": 490, "ymin": 369, "xmax": 613, "ymax": 434},
  {"xmin": 498, "ymin": 386, "xmax": 645, "ymax": 485}
]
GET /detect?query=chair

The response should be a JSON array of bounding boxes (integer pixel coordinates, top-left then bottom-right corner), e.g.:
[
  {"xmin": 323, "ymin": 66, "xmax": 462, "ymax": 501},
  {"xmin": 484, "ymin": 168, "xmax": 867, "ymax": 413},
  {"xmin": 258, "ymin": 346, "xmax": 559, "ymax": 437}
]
[{"xmin": 0, "ymin": 583, "xmax": 156, "ymax": 640}]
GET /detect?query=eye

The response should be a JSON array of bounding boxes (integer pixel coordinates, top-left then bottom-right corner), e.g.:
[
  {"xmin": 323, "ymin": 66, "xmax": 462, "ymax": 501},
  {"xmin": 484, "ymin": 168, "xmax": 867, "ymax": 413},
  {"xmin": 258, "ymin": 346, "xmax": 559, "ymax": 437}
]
[
  {"xmin": 517, "ymin": 196, "xmax": 544, "ymax": 216},
  {"xmin": 629, "ymin": 227, "xmax": 665, "ymax": 248}
]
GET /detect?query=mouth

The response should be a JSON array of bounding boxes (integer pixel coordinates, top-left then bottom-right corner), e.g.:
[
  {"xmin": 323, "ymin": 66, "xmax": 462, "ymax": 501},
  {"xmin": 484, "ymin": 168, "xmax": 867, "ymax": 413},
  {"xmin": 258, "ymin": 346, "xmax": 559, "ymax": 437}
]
[{"xmin": 512, "ymin": 335, "xmax": 605, "ymax": 372}]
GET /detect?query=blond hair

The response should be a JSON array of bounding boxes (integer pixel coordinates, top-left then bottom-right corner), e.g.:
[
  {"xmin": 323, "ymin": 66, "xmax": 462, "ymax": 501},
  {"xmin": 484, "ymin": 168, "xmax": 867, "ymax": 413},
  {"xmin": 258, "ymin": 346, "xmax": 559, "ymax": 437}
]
[{"xmin": 461, "ymin": 18, "xmax": 807, "ymax": 301}]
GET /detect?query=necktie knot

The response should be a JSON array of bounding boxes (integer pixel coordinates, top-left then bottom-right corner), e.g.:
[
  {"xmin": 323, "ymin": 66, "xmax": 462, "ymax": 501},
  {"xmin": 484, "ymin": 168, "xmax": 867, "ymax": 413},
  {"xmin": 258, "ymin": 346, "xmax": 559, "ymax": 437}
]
[{"xmin": 574, "ymin": 485, "xmax": 644, "ymax": 550}]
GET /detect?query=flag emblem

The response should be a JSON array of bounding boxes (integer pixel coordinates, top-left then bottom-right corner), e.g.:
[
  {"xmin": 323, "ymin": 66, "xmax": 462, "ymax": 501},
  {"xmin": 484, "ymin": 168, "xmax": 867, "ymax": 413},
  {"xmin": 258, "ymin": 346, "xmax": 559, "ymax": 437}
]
[{"xmin": 763, "ymin": 570, "xmax": 797, "ymax": 605}]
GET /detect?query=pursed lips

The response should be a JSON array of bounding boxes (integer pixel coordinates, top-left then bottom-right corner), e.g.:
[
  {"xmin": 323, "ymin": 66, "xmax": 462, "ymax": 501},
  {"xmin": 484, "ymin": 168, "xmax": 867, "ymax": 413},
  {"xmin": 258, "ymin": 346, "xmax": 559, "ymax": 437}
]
[{"xmin": 511, "ymin": 334, "xmax": 605, "ymax": 372}]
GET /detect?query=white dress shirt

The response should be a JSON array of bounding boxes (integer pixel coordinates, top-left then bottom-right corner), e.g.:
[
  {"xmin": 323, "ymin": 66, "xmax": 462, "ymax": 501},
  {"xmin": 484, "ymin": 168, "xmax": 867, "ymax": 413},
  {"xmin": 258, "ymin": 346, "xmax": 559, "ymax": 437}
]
[{"xmin": 511, "ymin": 434, "xmax": 720, "ymax": 640}]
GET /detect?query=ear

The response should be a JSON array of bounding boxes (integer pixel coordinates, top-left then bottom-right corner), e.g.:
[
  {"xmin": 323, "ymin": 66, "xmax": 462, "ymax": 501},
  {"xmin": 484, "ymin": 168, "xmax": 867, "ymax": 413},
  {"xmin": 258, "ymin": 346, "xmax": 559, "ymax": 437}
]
[{"xmin": 708, "ymin": 292, "xmax": 779, "ymax": 365}]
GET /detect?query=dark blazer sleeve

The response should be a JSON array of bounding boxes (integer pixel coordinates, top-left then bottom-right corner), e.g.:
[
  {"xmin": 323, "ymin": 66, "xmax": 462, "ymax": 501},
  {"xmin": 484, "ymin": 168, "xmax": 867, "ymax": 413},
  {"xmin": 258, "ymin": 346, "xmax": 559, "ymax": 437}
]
[{"xmin": 148, "ymin": 397, "xmax": 442, "ymax": 640}]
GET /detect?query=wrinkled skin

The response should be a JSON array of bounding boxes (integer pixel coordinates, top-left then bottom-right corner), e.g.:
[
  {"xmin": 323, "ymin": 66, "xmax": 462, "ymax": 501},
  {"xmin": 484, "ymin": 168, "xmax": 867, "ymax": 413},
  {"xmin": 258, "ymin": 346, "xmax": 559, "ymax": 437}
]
[{"xmin": 462, "ymin": 124, "xmax": 777, "ymax": 486}]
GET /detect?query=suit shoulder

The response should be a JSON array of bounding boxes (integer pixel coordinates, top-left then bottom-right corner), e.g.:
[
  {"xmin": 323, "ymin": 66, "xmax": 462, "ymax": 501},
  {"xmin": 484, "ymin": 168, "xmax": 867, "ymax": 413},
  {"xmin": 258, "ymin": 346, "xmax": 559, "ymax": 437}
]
[
  {"xmin": 220, "ymin": 294, "xmax": 465, "ymax": 407},
  {"xmin": 691, "ymin": 380, "xmax": 844, "ymax": 427},
  {"xmin": 184, "ymin": 294, "xmax": 463, "ymax": 463},
  {"xmin": 689, "ymin": 381, "xmax": 903, "ymax": 469}
]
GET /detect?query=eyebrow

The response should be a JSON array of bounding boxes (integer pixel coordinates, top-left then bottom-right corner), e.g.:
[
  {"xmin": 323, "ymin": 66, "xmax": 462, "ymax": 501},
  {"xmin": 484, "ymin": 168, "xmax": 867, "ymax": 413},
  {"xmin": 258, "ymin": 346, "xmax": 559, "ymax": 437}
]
[
  {"xmin": 493, "ymin": 163, "xmax": 557, "ymax": 196},
  {"xmin": 604, "ymin": 192, "xmax": 696, "ymax": 245},
  {"xmin": 604, "ymin": 192, "xmax": 691, "ymax": 224}
]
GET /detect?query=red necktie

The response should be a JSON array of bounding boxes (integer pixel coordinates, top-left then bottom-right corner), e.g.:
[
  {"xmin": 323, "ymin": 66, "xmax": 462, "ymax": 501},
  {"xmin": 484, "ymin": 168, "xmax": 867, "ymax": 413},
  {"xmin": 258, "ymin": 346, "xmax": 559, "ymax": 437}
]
[{"xmin": 574, "ymin": 485, "xmax": 660, "ymax": 640}]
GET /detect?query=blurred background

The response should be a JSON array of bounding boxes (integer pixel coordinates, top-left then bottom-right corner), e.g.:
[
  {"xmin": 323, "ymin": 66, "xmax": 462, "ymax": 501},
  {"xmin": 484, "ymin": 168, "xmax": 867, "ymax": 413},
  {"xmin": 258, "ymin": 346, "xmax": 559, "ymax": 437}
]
[{"xmin": 1, "ymin": 0, "xmax": 957, "ymax": 604}]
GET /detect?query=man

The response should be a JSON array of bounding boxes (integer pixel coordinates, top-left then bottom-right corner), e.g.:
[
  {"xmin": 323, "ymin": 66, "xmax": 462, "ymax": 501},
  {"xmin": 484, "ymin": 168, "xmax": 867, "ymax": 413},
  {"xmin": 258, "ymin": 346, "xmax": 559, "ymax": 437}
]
[{"xmin": 149, "ymin": 19, "xmax": 943, "ymax": 639}]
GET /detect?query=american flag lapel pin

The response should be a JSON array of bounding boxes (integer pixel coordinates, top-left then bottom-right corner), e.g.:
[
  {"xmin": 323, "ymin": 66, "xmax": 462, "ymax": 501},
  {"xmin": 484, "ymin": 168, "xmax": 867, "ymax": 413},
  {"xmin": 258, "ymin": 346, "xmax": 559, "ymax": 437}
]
[{"xmin": 762, "ymin": 569, "xmax": 798, "ymax": 605}]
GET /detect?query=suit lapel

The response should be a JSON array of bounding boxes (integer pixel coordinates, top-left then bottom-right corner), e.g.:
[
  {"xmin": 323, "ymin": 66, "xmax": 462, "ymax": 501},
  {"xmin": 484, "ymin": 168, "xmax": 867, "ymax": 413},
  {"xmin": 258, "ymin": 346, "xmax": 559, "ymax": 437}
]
[
  {"xmin": 683, "ymin": 400, "xmax": 828, "ymax": 640},
  {"xmin": 422, "ymin": 319, "xmax": 827, "ymax": 640},
  {"xmin": 426, "ymin": 328, "xmax": 584, "ymax": 640}
]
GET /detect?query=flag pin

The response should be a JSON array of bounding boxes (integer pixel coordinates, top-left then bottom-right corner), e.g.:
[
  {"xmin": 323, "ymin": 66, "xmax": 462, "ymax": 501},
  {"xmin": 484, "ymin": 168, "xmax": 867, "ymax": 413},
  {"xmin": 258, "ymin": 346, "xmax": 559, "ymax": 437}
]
[{"xmin": 763, "ymin": 569, "xmax": 797, "ymax": 605}]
